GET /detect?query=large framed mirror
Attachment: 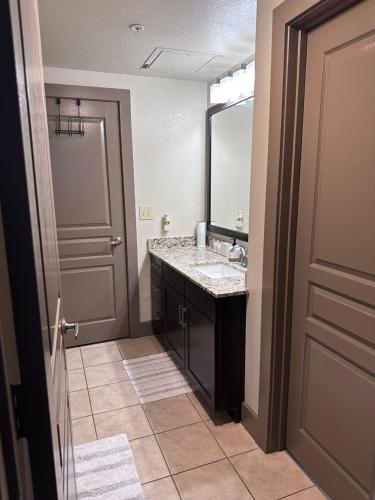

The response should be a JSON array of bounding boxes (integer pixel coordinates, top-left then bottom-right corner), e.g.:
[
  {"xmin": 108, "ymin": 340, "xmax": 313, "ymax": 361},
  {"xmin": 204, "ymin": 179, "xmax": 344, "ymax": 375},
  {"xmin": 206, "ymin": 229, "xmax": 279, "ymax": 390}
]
[{"xmin": 207, "ymin": 96, "xmax": 253, "ymax": 241}]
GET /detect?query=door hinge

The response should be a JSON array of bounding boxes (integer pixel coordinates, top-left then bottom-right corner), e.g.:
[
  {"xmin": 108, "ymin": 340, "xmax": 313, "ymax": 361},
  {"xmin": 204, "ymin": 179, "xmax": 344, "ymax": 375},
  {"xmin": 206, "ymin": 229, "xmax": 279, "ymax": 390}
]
[{"xmin": 11, "ymin": 384, "xmax": 27, "ymax": 438}]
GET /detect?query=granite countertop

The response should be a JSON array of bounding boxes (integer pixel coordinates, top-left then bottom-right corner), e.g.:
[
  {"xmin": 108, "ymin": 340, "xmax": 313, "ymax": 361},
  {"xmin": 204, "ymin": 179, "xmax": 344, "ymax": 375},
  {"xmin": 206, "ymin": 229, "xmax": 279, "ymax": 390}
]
[{"xmin": 149, "ymin": 243, "xmax": 248, "ymax": 298}]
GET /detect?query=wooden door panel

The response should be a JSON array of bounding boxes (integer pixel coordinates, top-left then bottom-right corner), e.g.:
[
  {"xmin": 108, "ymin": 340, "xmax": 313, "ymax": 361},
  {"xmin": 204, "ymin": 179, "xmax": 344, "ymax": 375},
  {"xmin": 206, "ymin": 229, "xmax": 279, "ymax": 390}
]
[
  {"xmin": 51, "ymin": 119, "xmax": 111, "ymax": 227},
  {"xmin": 311, "ymin": 33, "xmax": 375, "ymax": 276},
  {"xmin": 47, "ymin": 97, "xmax": 129, "ymax": 345},
  {"xmin": 62, "ymin": 266, "xmax": 115, "ymax": 321},
  {"xmin": 58, "ymin": 237, "xmax": 112, "ymax": 258},
  {"xmin": 309, "ymin": 285, "xmax": 375, "ymax": 345},
  {"xmin": 300, "ymin": 338, "xmax": 374, "ymax": 492},
  {"xmin": 287, "ymin": 2, "xmax": 375, "ymax": 499}
]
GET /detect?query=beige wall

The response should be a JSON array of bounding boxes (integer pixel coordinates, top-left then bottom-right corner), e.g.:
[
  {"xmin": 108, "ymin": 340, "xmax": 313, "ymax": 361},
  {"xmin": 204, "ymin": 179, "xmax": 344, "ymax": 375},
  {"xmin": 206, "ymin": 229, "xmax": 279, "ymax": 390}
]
[
  {"xmin": 245, "ymin": 0, "xmax": 284, "ymax": 413},
  {"xmin": 44, "ymin": 67, "xmax": 207, "ymax": 327}
]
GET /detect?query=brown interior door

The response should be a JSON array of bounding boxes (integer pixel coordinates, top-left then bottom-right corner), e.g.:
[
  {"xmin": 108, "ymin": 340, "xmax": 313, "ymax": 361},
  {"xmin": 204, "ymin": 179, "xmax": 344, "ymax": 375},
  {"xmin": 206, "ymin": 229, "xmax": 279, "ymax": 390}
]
[
  {"xmin": 286, "ymin": 2, "xmax": 375, "ymax": 499},
  {"xmin": 1, "ymin": 0, "xmax": 77, "ymax": 497},
  {"xmin": 46, "ymin": 95, "xmax": 130, "ymax": 346}
]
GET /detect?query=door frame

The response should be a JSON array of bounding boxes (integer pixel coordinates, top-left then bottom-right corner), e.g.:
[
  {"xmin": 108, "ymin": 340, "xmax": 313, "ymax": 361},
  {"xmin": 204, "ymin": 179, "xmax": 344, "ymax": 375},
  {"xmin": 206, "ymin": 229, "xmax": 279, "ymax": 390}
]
[
  {"xmin": 45, "ymin": 84, "xmax": 141, "ymax": 338},
  {"xmin": 242, "ymin": 0, "xmax": 364, "ymax": 452}
]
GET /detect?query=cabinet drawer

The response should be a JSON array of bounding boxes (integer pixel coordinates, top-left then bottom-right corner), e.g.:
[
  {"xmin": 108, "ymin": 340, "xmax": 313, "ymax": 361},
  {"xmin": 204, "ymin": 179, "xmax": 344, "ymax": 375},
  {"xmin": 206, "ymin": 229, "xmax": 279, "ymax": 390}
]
[
  {"xmin": 185, "ymin": 280, "xmax": 216, "ymax": 322},
  {"xmin": 163, "ymin": 264, "xmax": 184, "ymax": 295}
]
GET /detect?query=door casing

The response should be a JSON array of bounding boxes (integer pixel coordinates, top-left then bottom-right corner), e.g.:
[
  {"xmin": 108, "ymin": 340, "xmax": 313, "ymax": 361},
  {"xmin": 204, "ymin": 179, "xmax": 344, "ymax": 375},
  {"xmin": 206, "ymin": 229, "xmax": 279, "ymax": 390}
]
[
  {"xmin": 241, "ymin": 0, "xmax": 365, "ymax": 452},
  {"xmin": 45, "ymin": 84, "xmax": 141, "ymax": 338}
]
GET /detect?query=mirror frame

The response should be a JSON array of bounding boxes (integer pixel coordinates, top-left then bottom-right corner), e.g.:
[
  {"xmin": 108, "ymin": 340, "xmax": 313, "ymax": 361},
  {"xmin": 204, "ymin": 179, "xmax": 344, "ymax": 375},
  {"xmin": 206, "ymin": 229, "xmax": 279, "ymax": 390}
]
[{"xmin": 207, "ymin": 96, "xmax": 253, "ymax": 242}]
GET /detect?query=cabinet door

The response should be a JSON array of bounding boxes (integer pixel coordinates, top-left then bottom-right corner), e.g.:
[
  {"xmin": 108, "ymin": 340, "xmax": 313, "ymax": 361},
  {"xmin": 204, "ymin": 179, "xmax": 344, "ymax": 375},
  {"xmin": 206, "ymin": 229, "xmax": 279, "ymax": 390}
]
[
  {"xmin": 187, "ymin": 301, "xmax": 215, "ymax": 407},
  {"xmin": 164, "ymin": 285, "xmax": 185, "ymax": 365}
]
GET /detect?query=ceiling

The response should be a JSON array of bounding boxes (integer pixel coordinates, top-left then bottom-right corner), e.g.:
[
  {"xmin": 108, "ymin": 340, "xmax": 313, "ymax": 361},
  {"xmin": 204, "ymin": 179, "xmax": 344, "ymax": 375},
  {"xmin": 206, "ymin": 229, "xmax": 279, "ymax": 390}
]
[{"xmin": 38, "ymin": 0, "xmax": 257, "ymax": 82}]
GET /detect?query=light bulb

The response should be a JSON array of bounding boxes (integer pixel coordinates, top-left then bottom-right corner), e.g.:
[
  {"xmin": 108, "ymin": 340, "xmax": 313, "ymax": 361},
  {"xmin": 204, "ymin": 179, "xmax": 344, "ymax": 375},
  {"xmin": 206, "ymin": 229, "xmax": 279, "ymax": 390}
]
[
  {"xmin": 221, "ymin": 74, "xmax": 239, "ymax": 102},
  {"xmin": 234, "ymin": 65, "xmax": 249, "ymax": 98},
  {"xmin": 210, "ymin": 80, "xmax": 225, "ymax": 104}
]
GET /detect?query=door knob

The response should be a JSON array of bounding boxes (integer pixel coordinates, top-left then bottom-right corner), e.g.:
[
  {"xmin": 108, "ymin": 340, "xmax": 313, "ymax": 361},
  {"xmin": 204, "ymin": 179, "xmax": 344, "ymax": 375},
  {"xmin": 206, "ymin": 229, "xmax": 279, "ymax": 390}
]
[
  {"xmin": 110, "ymin": 236, "xmax": 123, "ymax": 247},
  {"xmin": 61, "ymin": 319, "xmax": 79, "ymax": 339}
]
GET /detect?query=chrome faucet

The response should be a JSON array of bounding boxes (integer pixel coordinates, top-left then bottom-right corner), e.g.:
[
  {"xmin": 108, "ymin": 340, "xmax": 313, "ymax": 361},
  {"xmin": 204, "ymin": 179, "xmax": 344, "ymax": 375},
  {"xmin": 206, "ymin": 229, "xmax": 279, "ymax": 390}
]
[{"xmin": 228, "ymin": 238, "xmax": 248, "ymax": 267}]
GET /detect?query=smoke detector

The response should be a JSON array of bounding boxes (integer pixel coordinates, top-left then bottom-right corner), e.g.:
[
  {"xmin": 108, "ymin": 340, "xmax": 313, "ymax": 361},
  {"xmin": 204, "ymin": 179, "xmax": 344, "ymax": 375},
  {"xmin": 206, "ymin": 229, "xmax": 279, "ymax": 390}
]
[{"xmin": 130, "ymin": 24, "xmax": 145, "ymax": 33}]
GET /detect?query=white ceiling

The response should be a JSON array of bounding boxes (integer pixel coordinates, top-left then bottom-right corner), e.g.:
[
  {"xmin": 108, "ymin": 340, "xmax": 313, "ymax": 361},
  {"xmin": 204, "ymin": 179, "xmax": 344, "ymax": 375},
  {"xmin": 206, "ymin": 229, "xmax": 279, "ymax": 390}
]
[{"xmin": 38, "ymin": 0, "xmax": 257, "ymax": 82}]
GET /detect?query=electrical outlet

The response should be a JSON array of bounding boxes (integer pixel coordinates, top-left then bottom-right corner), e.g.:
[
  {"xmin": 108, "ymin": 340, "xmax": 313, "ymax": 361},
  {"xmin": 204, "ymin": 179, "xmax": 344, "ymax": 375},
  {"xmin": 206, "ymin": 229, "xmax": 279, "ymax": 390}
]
[{"xmin": 139, "ymin": 205, "xmax": 154, "ymax": 220}]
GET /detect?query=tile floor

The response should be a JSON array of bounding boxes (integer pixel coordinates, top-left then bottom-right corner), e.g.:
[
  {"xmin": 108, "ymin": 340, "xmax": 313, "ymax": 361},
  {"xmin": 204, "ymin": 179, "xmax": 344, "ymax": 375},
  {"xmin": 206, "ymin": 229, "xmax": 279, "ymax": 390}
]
[{"xmin": 67, "ymin": 336, "xmax": 325, "ymax": 500}]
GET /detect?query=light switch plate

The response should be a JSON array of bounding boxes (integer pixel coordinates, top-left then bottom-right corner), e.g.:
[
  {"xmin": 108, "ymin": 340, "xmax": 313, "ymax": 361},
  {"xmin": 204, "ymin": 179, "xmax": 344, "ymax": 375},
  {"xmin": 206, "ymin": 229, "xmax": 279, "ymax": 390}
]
[{"xmin": 139, "ymin": 205, "xmax": 154, "ymax": 220}]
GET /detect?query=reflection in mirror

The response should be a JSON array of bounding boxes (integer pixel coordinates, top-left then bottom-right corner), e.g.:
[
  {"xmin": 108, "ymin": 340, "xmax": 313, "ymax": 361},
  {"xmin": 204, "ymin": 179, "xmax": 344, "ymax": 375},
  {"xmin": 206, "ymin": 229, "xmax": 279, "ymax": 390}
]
[{"xmin": 209, "ymin": 98, "xmax": 253, "ymax": 239}]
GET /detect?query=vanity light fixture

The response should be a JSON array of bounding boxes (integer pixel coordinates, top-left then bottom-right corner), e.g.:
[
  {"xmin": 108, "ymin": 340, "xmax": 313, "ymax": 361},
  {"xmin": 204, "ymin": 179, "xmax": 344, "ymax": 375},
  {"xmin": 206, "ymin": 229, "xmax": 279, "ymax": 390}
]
[{"xmin": 209, "ymin": 59, "xmax": 255, "ymax": 105}]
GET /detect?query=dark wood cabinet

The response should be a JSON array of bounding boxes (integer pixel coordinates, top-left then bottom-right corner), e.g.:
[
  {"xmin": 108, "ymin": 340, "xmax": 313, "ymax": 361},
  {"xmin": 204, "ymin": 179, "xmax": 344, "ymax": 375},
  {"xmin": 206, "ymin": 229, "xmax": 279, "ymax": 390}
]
[
  {"xmin": 150, "ymin": 254, "xmax": 246, "ymax": 421},
  {"xmin": 186, "ymin": 300, "xmax": 216, "ymax": 404},
  {"xmin": 164, "ymin": 284, "xmax": 185, "ymax": 365}
]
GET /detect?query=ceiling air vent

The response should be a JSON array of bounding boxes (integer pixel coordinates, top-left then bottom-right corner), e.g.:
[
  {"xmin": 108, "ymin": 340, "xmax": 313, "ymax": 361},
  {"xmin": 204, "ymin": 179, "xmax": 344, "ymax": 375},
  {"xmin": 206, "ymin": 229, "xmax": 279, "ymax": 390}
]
[{"xmin": 140, "ymin": 47, "xmax": 221, "ymax": 74}]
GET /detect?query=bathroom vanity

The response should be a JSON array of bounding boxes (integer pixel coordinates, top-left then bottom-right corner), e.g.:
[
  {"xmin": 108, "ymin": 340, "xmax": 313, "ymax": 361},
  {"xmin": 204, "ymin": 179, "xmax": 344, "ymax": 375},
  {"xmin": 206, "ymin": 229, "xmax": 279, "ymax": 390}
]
[{"xmin": 149, "ymin": 240, "xmax": 248, "ymax": 422}]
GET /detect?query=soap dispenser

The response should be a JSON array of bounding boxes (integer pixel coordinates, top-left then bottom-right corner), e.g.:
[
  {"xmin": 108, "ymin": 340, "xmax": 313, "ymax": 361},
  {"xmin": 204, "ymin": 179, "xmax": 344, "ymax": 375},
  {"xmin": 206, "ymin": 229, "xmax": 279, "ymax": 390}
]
[
  {"xmin": 228, "ymin": 238, "xmax": 241, "ymax": 262},
  {"xmin": 162, "ymin": 213, "xmax": 171, "ymax": 233}
]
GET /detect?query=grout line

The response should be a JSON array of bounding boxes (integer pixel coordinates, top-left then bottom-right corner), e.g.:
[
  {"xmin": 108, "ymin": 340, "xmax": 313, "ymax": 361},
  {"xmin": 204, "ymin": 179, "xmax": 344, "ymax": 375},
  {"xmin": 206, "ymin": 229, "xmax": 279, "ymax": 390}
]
[
  {"xmin": 89, "ymin": 401, "xmax": 141, "ymax": 417},
  {"xmin": 202, "ymin": 419, "xmax": 256, "ymax": 498},
  {"xmin": 81, "ymin": 366, "xmax": 98, "ymax": 441},
  {"xmin": 171, "ymin": 457, "xmax": 234, "ymax": 478},
  {"xmin": 278, "ymin": 485, "xmax": 320, "ymax": 499},
  {"xmin": 226, "ymin": 446, "xmax": 259, "ymax": 460},
  {"xmin": 153, "ymin": 419, "xmax": 207, "ymax": 437}
]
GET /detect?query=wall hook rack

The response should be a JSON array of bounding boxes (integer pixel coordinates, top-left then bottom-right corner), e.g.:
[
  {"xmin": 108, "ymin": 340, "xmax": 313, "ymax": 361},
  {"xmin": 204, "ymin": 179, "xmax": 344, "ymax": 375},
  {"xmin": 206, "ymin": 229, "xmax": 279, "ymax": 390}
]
[{"xmin": 54, "ymin": 97, "xmax": 85, "ymax": 136}]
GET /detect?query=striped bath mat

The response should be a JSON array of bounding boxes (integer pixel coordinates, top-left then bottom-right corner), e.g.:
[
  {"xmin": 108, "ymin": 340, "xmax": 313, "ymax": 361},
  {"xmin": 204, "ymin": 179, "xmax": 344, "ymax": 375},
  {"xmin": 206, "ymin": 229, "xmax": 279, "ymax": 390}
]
[
  {"xmin": 74, "ymin": 434, "xmax": 144, "ymax": 499},
  {"xmin": 123, "ymin": 351, "xmax": 195, "ymax": 404}
]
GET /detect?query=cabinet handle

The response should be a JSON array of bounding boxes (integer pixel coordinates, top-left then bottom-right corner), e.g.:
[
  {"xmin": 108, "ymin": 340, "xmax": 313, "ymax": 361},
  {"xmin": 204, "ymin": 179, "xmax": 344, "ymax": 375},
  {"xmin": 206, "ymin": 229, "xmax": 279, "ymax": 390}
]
[
  {"xmin": 178, "ymin": 304, "xmax": 182, "ymax": 326},
  {"xmin": 181, "ymin": 306, "xmax": 188, "ymax": 328}
]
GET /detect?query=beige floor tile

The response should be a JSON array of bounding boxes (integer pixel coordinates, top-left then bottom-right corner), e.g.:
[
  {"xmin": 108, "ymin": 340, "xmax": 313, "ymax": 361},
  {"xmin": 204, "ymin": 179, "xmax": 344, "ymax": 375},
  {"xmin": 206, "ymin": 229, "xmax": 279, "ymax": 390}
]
[
  {"xmin": 130, "ymin": 435, "xmax": 169, "ymax": 484},
  {"xmin": 81, "ymin": 344, "xmax": 122, "ymax": 367},
  {"xmin": 173, "ymin": 459, "xmax": 253, "ymax": 500},
  {"xmin": 67, "ymin": 368, "xmax": 87, "ymax": 392},
  {"xmin": 80, "ymin": 341, "xmax": 116, "ymax": 350},
  {"xmin": 117, "ymin": 336, "xmax": 164, "ymax": 360},
  {"xmin": 94, "ymin": 405, "xmax": 152, "ymax": 441},
  {"xmin": 142, "ymin": 477, "xmax": 180, "ymax": 500},
  {"xmin": 282, "ymin": 486, "xmax": 327, "ymax": 499},
  {"xmin": 66, "ymin": 348, "xmax": 83, "ymax": 370},
  {"xmin": 187, "ymin": 391, "xmax": 224, "ymax": 421},
  {"xmin": 85, "ymin": 361, "xmax": 128, "ymax": 388},
  {"xmin": 206, "ymin": 416, "xmax": 258, "ymax": 457},
  {"xmin": 143, "ymin": 394, "xmax": 202, "ymax": 433},
  {"xmin": 69, "ymin": 389, "xmax": 92, "ymax": 419},
  {"xmin": 71, "ymin": 416, "xmax": 96, "ymax": 446},
  {"xmin": 89, "ymin": 381, "xmax": 139, "ymax": 414},
  {"xmin": 156, "ymin": 421, "xmax": 225, "ymax": 474},
  {"xmin": 230, "ymin": 450, "xmax": 313, "ymax": 500}
]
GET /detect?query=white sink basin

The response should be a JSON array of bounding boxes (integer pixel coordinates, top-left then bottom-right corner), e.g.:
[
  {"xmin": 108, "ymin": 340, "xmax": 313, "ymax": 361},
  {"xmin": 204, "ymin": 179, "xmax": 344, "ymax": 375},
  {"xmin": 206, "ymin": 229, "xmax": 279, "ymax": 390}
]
[{"xmin": 196, "ymin": 263, "xmax": 243, "ymax": 279}]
